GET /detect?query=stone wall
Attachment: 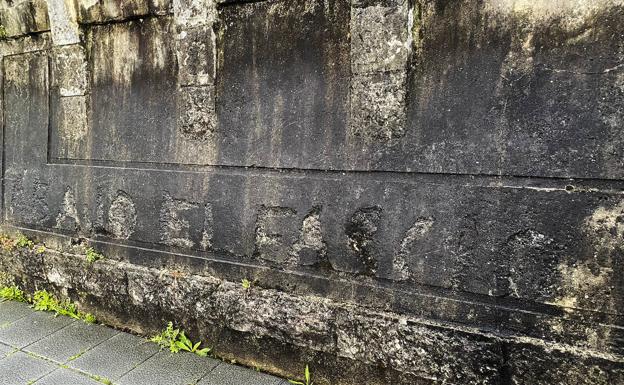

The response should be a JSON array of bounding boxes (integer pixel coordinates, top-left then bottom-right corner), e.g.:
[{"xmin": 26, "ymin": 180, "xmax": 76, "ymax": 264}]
[{"xmin": 1, "ymin": 0, "xmax": 624, "ymax": 383}]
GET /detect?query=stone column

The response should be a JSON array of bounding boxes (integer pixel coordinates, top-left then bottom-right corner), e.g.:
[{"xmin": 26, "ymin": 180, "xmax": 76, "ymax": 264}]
[
  {"xmin": 173, "ymin": 0, "xmax": 218, "ymax": 142},
  {"xmin": 350, "ymin": 0, "xmax": 413, "ymax": 141},
  {"xmin": 48, "ymin": 0, "xmax": 90, "ymax": 158}
]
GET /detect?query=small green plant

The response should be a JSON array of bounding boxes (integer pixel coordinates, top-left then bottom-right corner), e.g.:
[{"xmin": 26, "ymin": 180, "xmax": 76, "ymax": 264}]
[
  {"xmin": 0, "ymin": 234, "xmax": 43, "ymax": 252},
  {"xmin": 0, "ymin": 25, "xmax": 7, "ymax": 39},
  {"xmin": 0, "ymin": 285, "xmax": 26, "ymax": 302},
  {"xmin": 289, "ymin": 365, "xmax": 313, "ymax": 385},
  {"xmin": 85, "ymin": 247, "xmax": 104, "ymax": 263},
  {"xmin": 36, "ymin": 245, "xmax": 46, "ymax": 254},
  {"xmin": 241, "ymin": 278, "xmax": 251, "ymax": 290},
  {"xmin": 176, "ymin": 331, "xmax": 210, "ymax": 356},
  {"xmin": 83, "ymin": 313, "xmax": 97, "ymax": 324},
  {"xmin": 150, "ymin": 322, "xmax": 210, "ymax": 357},
  {"xmin": 31, "ymin": 290, "xmax": 96, "ymax": 323},
  {"xmin": 90, "ymin": 374, "xmax": 113, "ymax": 385},
  {"xmin": 15, "ymin": 234, "xmax": 34, "ymax": 249}
]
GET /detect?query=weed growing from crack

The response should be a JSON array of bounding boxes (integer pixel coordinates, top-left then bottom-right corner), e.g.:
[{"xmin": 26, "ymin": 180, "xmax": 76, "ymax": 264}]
[
  {"xmin": 0, "ymin": 285, "xmax": 26, "ymax": 302},
  {"xmin": 150, "ymin": 321, "xmax": 211, "ymax": 357},
  {"xmin": 0, "ymin": 233, "xmax": 46, "ymax": 253},
  {"xmin": 15, "ymin": 234, "xmax": 34, "ymax": 249},
  {"xmin": 68, "ymin": 349, "xmax": 87, "ymax": 361},
  {"xmin": 289, "ymin": 365, "xmax": 313, "ymax": 385},
  {"xmin": 90, "ymin": 374, "xmax": 113, "ymax": 385},
  {"xmin": 85, "ymin": 247, "xmax": 104, "ymax": 263},
  {"xmin": 0, "ymin": 233, "xmax": 35, "ymax": 251},
  {"xmin": 31, "ymin": 289, "xmax": 96, "ymax": 323}
]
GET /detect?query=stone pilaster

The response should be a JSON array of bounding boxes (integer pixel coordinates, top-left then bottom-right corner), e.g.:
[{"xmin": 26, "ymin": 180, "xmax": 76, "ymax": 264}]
[
  {"xmin": 173, "ymin": 0, "xmax": 218, "ymax": 142},
  {"xmin": 350, "ymin": 0, "xmax": 413, "ymax": 141},
  {"xmin": 48, "ymin": 0, "xmax": 90, "ymax": 158}
]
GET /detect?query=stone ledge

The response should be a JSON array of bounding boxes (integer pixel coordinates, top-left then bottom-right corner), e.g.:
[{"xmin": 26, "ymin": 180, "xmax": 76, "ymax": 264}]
[{"xmin": 1, "ymin": 243, "xmax": 622, "ymax": 384}]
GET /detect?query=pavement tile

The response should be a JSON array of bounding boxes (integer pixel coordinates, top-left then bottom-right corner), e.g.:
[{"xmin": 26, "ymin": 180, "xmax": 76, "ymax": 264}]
[
  {"xmin": 0, "ymin": 351, "xmax": 57, "ymax": 385},
  {"xmin": 118, "ymin": 350, "xmax": 220, "ymax": 385},
  {"xmin": 198, "ymin": 362, "xmax": 283, "ymax": 385},
  {"xmin": 34, "ymin": 367, "xmax": 102, "ymax": 385},
  {"xmin": 26, "ymin": 319, "xmax": 119, "ymax": 363},
  {"xmin": 0, "ymin": 303, "xmax": 288, "ymax": 385},
  {"xmin": 0, "ymin": 342, "xmax": 14, "ymax": 356},
  {"xmin": 69, "ymin": 332, "xmax": 160, "ymax": 380},
  {"xmin": 0, "ymin": 310, "xmax": 75, "ymax": 348},
  {"xmin": 0, "ymin": 300, "xmax": 35, "ymax": 325}
]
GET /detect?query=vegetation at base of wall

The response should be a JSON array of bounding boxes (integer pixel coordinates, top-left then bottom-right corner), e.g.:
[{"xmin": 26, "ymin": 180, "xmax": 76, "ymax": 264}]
[
  {"xmin": 150, "ymin": 321, "xmax": 211, "ymax": 357},
  {"xmin": 0, "ymin": 24, "xmax": 6, "ymax": 39},
  {"xmin": 32, "ymin": 289, "xmax": 96, "ymax": 323},
  {"xmin": 85, "ymin": 247, "xmax": 104, "ymax": 263},
  {"xmin": 15, "ymin": 234, "xmax": 34, "ymax": 248},
  {"xmin": 241, "ymin": 278, "xmax": 252, "ymax": 290},
  {"xmin": 289, "ymin": 365, "xmax": 313, "ymax": 385},
  {"xmin": 0, "ymin": 285, "xmax": 27, "ymax": 302},
  {"xmin": 0, "ymin": 283, "xmax": 96, "ymax": 323},
  {"xmin": 0, "ymin": 233, "xmax": 45, "ymax": 254}
]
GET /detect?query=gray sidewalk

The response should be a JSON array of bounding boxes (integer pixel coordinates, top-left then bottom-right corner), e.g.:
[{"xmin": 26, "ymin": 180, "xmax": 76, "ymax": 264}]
[{"xmin": 0, "ymin": 299, "xmax": 287, "ymax": 385}]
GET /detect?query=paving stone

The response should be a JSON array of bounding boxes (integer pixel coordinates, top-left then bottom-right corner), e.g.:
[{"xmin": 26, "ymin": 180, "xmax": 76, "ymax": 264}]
[
  {"xmin": 0, "ymin": 351, "xmax": 57, "ymax": 385},
  {"xmin": 34, "ymin": 367, "xmax": 102, "ymax": 385},
  {"xmin": 0, "ymin": 342, "xmax": 14, "ymax": 356},
  {"xmin": 26, "ymin": 319, "xmax": 119, "ymax": 363},
  {"xmin": 69, "ymin": 332, "xmax": 160, "ymax": 380},
  {"xmin": 118, "ymin": 350, "xmax": 220, "ymax": 385},
  {"xmin": 0, "ymin": 304, "xmax": 288, "ymax": 384},
  {"xmin": 198, "ymin": 362, "xmax": 283, "ymax": 385},
  {"xmin": 0, "ymin": 300, "xmax": 35, "ymax": 325},
  {"xmin": 0, "ymin": 310, "xmax": 75, "ymax": 348}
]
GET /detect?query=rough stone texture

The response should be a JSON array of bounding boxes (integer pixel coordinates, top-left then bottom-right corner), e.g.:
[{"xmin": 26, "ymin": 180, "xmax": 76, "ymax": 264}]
[
  {"xmin": 51, "ymin": 45, "xmax": 88, "ymax": 96},
  {"xmin": 47, "ymin": 0, "xmax": 81, "ymax": 45},
  {"xmin": 0, "ymin": 0, "xmax": 49, "ymax": 38},
  {"xmin": 1, "ymin": 0, "xmax": 624, "ymax": 384},
  {"xmin": 350, "ymin": 71, "xmax": 408, "ymax": 140},
  {"xmin": 178, "ymin": 86, "xmax": 217, "ymax": 141}
]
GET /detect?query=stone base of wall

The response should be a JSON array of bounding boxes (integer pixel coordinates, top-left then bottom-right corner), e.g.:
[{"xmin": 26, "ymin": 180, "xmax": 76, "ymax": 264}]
[{"xmin": 1, "ymin": 229, "xmax": 622, "ymax": 385}]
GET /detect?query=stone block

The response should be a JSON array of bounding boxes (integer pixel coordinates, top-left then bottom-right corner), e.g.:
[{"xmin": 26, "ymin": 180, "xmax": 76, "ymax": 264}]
[
  {"xmin": 350, "ymin": 71, "xmax": 407, "ymax": 140},
  {"xmin": 52, "ymin": 44, "xmax": 88, "ymax": 96},
  {"xmin": 178, "ymin": 86, "xmax": 217, "ymax": 141},
  {"xmin": 47, "ymin": 0, "xmax": 81, "ymax": 46},
  {"xmin": 176, "ymin": 25, "xmax": 215, "ymax": 86},
  {"xmin": 56, "ymin": 96, "xmax": 89, "ymax": 158},
  {"xmin": 351, "ymin": 2, "xmax": 411, "ymax": 75},
  {"xmin": 173, "ymin": 0, "xmax": 216, "ymax": 27}
]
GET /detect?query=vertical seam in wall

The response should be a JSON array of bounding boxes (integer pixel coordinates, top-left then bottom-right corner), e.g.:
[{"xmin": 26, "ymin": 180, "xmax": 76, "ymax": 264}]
[
  {"xmin": 1, "ymin": 54, "xmax": 6, "ymax": 222},
  {"xmin": 46, "ymin": 50, "xmax": 52, "ymax": 166}
]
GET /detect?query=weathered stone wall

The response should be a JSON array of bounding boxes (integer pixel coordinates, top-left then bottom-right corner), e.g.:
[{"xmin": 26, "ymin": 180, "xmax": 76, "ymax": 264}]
[{"xmin": 1, "ymin": 0, "xmax": 624, "ymax": 383}]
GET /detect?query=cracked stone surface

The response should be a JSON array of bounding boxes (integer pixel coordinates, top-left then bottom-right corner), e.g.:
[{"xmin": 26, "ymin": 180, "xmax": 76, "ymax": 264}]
[{"xmin": 0, "ymin": 300, "xmax": 288, "ymax": 385}]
